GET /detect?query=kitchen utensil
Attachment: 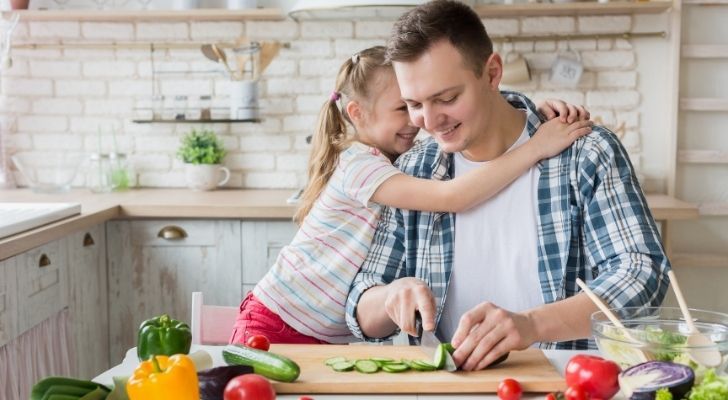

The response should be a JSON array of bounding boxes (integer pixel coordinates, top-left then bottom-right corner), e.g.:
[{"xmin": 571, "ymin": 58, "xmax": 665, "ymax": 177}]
[
  {"xmin": 576, "ymin": 278, "xmax": 650, "ymax": 362},
  {"xmin": 415, "ymin": 312, "xmax": 456, "ymax": 372},
  {"xmin": 267, "ymin": 344, "xmax": 565, "ymax": 394},
  {"xmin": 201, "ymin": 44, "xmax": 234, "ymax": 78},
  {"xmin": 233, "ymin": 36, "xmax": 250, "ymax": 80},
  {"xmin": 668, "ymin": 270, "xmax": 722, "ymax": 367},
  {"xmin": 1, "ymin": 13, "xmax": 19, "ymax": 70},
  {"xmin": 11, "ymin": 153, "xmax": 85, "ymax": 194},
  {"xmin": 256, "ymin": 41, "xmax": 282, "ymax": 79}
]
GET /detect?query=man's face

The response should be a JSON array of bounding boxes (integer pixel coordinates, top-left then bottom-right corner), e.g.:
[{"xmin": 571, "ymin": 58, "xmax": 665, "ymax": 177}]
[{"xmin": 393, "ymin": 40, "xmax": 500, "ymax": 154}]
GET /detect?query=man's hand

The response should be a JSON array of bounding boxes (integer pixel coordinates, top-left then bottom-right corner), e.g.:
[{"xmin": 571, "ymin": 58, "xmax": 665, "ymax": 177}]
[
  {"xmin": 536, "ymin": 99, "xmax": 590, "ymax": 124},
  {"xmin": 450, "ymin": 302, "xmax": 537, "ymax": 371},
  {"xmin": 384, "ymin": 277, "xmax": 437, "ymax": 336}
]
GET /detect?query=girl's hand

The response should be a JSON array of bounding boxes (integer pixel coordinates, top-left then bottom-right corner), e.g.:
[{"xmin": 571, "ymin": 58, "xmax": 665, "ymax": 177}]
[
  {"xmin": 536, "ymin": 99, "xmax": 590, "ymax": 123},
  {"xmin": 530, "ymin": 119, "xmax": 593, "ymax": 159}
]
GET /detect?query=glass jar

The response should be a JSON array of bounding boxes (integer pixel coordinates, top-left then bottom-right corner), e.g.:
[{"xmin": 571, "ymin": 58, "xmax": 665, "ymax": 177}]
[
  {"xmin": 199, "ymin": 95, "xmax": 212, "ymax": 120},
  {"xmin": 174, "ymin": 95, "xmax": 188, "ymax": 120},
  {"xmin": 109, "ymin": 152, "xmax": 135, "ymax": 191},
  {"xmin": 87, "ymin": 153, "xmax": 113, "ymax": 193}
]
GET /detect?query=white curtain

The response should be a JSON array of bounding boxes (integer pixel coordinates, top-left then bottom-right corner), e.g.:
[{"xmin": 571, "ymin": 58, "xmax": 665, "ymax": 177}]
[{"xmin": 0, "ymin": 309, "xmax": 75, "ymax": 400}]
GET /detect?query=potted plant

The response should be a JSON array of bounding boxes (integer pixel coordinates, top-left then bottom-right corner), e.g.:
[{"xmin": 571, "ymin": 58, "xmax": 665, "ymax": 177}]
[{"xmin": 177, "ymin": 128, "xmax": 230, "ymax": 191}]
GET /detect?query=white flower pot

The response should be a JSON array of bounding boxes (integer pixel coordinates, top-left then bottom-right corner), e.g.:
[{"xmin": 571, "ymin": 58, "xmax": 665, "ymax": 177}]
[{"xmin": 184, "ymin": 164, "xmax": 230, "ymax": 191}]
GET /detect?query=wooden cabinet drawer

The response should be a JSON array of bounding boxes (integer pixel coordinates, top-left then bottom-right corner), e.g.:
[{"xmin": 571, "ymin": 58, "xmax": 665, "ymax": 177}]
[
  {"xmin": 0, "ymin": 256, "xmax": 18, "ymax": 347},
  {"xmin": 17, "ymin": 240, "xmax": 68, "ymax": 334},
  {"xmin": 130, "ymin": 220, "xmax": 218, "ymax": 247},
  {"xmin": 241, "ymin": 221, "xmax": 297, "ymax": 285}
]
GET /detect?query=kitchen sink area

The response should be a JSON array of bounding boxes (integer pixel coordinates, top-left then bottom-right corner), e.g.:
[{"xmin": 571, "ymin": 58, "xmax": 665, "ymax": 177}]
[{"xmin": 0, "ymin": 202, "xmax": 80, "ymax": 239}]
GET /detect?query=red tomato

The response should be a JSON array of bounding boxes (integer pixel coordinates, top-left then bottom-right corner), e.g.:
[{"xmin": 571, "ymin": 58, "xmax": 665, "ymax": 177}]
[
  {"xmin": 298, "ymin": 397, "xmax": 314, "ymax": 400},
  {"xmin": 564, "ymin": 385, "xmax": 590, "ymax": 400},
  {"xmin": 223, "ymin": 374, "xmax": 276, "ymax": 400},
  {"xmin": 564, "ymin": 355, "xmax": 620, "ymax": 400},
  {"xmin": 497, "ymin": 378, "xmax": 523, "ymax": 400},
  {"xmin": 245, "ymin": 334, "xmax": 271, "ymax": 351},
  {"xmin": 545, "ymin": 393, "xmax": 565, "ymax": 400}
]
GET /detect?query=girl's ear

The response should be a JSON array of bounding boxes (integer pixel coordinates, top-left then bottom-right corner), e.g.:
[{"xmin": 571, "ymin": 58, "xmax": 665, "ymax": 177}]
[{"xmin": 346, "ymin": 100, "xmax": 364, "ymax": 126}]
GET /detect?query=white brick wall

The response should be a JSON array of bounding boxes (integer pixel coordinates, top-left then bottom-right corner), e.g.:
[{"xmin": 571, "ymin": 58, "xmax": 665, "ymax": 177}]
[{"xmin": 1, "ymin": 9, "xmax": 646, "ymax": 189}]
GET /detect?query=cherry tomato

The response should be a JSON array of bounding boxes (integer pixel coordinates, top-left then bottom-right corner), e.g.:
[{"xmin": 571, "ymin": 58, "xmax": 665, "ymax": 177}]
[
  {"xmin": 564, "ymin": 385, "xmax": 590, "ymax": 400},
  {"xmin": 245, "ymin": 334, "xmax": 271, "ymax": 351},
  {"xmin": 564, "ymin": 355, "xmax": 620, "ymax": 400},
  {"xmin": 497, "ymin": 378, "xmax": 523, "ymax": 400},
  {"xmin": 298, "ymin": 397, "xmax": 314, "ymax": 400},
  {"xmin": 223, "ymin": 374, "xmax": 276, "ymax": 400}
]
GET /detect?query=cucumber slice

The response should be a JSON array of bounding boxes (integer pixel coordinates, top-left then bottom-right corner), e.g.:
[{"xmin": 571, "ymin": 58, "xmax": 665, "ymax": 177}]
[
  {"xmin": 331, "ymin": 360, "xmax": 355, "ymax": 372},
  {"xmin": 370, "ymin": 357, "xmax": 394, "ymax": 363},
  {"xmin": 324, "ymin": 356, "xmax": 347, "ymax": 366},
  {"xmin": 381, "ymin": 363, "xmax": 409, "ymax": 373},
  {"xmin": 433, "ymin": 343, "xmax": 447, "ymax": 369},
  {"xmin": 354, "ymin": 359, "xmax": 379, "ymax": 373},
  {"xmin": 410, "ymin": 359, "xmax": 438, "ymax": 371}
]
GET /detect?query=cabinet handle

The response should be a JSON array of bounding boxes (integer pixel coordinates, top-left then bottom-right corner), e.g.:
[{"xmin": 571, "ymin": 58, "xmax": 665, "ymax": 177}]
[
  {"xmin": 157, "ymin": 225, "xmax": 188, "ymax": 240},
  {"xmin": 39, "ymin": 254, "xmax": 51, "ymax": 268},
  {"xmin": 83, "ymin": 233, "xmax": 95, "ymax": 247}
]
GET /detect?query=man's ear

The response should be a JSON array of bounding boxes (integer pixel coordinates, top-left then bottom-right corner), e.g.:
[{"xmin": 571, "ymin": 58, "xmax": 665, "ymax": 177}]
[
  {"xmin": 346, "ymin": 100, "xmax": 364, "ymax": 125},
  {"xmin": 484, "ymin": 53, "xmax": 503, "ymax": 89}
]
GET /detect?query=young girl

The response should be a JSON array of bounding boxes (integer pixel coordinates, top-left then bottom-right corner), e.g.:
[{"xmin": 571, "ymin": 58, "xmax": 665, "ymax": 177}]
[{"xmin": 230, "ymin": 46, "xmax": 591, "ymax": 345}]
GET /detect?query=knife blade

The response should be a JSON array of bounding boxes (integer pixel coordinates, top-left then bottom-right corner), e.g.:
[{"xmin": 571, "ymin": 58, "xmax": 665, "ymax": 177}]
[{"xmin": 415, "ymin": 312, "xmax": 457, "ymax": 372}]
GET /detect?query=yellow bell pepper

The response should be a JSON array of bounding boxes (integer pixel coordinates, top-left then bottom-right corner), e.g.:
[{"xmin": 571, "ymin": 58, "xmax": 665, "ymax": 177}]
[{"xmin": 126, "ymin": 354, "xmax": 199, "ymax": 400}]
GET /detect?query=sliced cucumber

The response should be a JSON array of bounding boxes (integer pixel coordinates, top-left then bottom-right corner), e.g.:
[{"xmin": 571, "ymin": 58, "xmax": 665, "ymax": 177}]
[
  {"xmin": 324, "ymin": 356, "xmax": 347, "ymax": 366},
  {"xmin": 410, "ymin": 359, "xmax": 438, "ymax": 371},
  {"xmin": 381, "ymin": 363, "xmax": 409, "ymax": 373},
  {"xmin": 354, "ymin": 359, "xmax": 379, "ymax": 374},
  {"xmin": 433, "ymin": 343, "xmax": 447, "ymax": 369},
  {"xmin": 331, "ymin": 360, "xmax": 356, "ymax": 372}
]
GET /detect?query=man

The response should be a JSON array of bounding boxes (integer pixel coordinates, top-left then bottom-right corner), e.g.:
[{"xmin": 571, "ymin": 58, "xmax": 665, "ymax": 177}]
[{"xmin": 345, "ymin": 0, "xmax": 669, "ymax": 371}]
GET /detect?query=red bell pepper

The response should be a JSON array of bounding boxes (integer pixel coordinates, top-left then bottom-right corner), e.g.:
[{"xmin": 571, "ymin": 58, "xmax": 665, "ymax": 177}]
[{"xmin": 565, "ymin": 354, "xmax": 621, "ymax": 400}]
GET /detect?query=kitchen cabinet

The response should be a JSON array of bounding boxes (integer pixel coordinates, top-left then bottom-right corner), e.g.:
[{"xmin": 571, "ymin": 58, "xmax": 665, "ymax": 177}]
[
  {"xmin": 17, "ymin": 239, "xmax": 69, "ymax": 335},
  {"xmin": 241, "ymin": 220, "xmax": 297, "ymax": 295},
  {"xmin": 0, "ymin": 255, "xmax": 17, "ymax": 348},
  {"xmin": 107, "ymin": 219, "xmax": 242, "ymax": 363},
  {"xmin": 66, "ymin": 225, "xmax": 109, "ymax": 379}
]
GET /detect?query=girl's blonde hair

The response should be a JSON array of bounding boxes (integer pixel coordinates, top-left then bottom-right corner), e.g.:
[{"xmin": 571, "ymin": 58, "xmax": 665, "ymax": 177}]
[{"xmin": 294, "ymin": 46, "xmax": 388, "ymax": 224}]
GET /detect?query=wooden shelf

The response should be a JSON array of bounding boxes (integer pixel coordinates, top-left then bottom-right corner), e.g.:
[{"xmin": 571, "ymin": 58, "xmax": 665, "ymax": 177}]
[
  {"xmin": 1, "ymin": 8, "xmax": 283, "ymax": 22},
  {"xmin": 672, "ymin": 253, "xmax": 728, "ymax": 268},
  {"xmin": 678, "ymin": 150, "xmax": 728, "ymax": 164},
  {"xmin": 698, "ymin": 202, "xmax": 728, "ymax": 216},
  {"xmin": 680, "ymin": 98, "xmax": 728, "ymax": 111},
  {"xmin": 474, "ymin": 1, "xmax": 671, "ymax": 18},
  {"xmin": 132, "ymin": 118, "xmax": 261, "ymax": 124},
  {"xmin": 646, "ymin": 194, "xmax": 700, "ymax": 221},
  {"xmin": 682, "ymin": 45, "xmax": 728, "ymax": 59},
  {"xmin": 683, "ymin": 0, "xmax": 728, "ymax": 4}
]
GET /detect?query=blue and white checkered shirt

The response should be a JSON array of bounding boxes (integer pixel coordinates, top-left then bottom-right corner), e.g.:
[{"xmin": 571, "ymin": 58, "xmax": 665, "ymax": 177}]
[{"xmin": 345, "ymin": 91, "xmax": 671, "ymax": 349}]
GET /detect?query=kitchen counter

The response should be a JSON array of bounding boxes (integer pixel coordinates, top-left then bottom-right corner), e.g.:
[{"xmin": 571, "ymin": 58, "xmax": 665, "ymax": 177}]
[
  {"xmin": 0, "ymin": 188, "xmax": 698, "ymax": 261},
  {"xmin": 0, "ymin": 188, "xmax": 296, "ymax": 260}
]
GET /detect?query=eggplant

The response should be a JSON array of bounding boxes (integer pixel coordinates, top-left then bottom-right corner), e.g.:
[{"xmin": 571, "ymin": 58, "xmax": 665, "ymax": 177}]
[
  {"xmin": 198, "ymin": 365, "xmax": 254, "ymax": 400},
  {"xmin": 618, "ymin": 361, "xmax": 695, "ymax": 400}
]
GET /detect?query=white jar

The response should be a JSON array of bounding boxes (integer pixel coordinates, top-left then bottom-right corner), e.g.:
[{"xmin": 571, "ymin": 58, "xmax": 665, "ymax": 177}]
[
  {"xmin": 227, "ymin": 0, "xmax": 257, "ymax": 10},
  {"xmin": 173, "ymin": 0, "xmax": 198, "ymax": 10}
]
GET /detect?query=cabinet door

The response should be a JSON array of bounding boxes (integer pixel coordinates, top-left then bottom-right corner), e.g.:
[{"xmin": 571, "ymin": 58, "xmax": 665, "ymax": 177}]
[
  {"xmin": 17, "ymin": 239, "xmax": 68, "ymax": 335},
  {"xmin": 67, "ymin": 225, "xmax": 109, "ymax": 379},
  {"xmin": 107, "ymin": 220, "xmax": 241, "ymax": 363},
  {"xmin": 241, "ymin": 220, "xmax": 297, "ymax": 294},
  {"xmin": 0, "ymin": 255, "xmax": 18, "ymax": 347}
]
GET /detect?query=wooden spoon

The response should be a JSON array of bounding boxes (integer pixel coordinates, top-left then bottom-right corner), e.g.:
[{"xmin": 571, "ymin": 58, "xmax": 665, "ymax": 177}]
[
  {"xmin": 211, "ymin": 44, "xmax": 235, "ymax": 78},
  {"xmin": 668, "ymin": 270, "xmax": 722, "ymax": 367},
  {"xmin": 576, "ymin": 278, "xmax": 650, "ymax": 362}
]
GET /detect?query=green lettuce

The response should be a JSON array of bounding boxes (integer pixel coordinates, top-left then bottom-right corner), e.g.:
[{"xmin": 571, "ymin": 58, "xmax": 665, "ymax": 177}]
[
  {"xmin": 687, "ymin": 369, "xmax": 728, "ymax": 400},
  {"xmin": 656, "ymin": 388, "xmax": 674, "ymax": 400}
]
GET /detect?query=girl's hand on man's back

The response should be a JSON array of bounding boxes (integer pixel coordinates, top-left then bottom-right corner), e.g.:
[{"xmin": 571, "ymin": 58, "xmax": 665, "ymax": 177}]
[{"xmin": 531, "ymin": 119, "xmax": 593, "ymax": 159}]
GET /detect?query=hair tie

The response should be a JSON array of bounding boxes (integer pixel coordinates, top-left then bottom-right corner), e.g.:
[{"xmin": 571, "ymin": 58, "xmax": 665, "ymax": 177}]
[
  {"xmin": 329, "ymin": 91, "xmax": 341, "ymax": 102},
  {"xmin": 351, "ymin": 53, "xmax": 360, "ymax": 64}
]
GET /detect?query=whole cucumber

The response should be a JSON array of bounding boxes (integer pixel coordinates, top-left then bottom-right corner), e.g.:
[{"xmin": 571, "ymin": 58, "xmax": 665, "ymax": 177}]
[
  {"xmin": 31, "ymin": 377, "xmax": 109, "ymax": 400},
  {"xmin": 222, "ymin": 344, "xmax": 300, "ymax": 382}
]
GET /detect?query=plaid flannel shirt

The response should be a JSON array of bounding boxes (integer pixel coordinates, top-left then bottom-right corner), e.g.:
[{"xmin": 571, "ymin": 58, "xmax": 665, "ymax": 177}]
[{"xmin": 345, "ymin": 91, "xmax": 671, "ymax": 349}]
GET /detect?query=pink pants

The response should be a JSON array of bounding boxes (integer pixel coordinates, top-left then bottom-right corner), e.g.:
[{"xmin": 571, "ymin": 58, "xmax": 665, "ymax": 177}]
[{"xmin": 229, "ymin": 292, "xmax": 328, "ymax": 345}]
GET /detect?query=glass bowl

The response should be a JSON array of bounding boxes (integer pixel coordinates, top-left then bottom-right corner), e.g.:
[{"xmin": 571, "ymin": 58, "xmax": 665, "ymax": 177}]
[
  {"xmin": 592, "ymin": 306, "xmax": 728, "ymax": 373},
  {"xmin": 11, "ymin": 153, "xmax": 85, "ymax": 194}
]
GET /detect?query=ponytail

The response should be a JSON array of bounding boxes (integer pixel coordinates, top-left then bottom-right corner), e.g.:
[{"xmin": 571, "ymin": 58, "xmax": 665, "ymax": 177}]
[{"xmin": 294, "ymin": 46, "xmax": 388, "ymax": 225}]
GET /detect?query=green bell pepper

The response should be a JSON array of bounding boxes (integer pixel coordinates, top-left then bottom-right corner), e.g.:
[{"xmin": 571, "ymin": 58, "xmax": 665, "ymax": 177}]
[{"xmin": 136, "ymin": 314, "xmax": 192, "ymax": 361}]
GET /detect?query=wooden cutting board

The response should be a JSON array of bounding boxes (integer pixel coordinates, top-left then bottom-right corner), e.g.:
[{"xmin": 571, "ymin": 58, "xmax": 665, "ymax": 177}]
[{"xmin": 269, "ymin": 344, "xmax": 566, "ymax": 394}]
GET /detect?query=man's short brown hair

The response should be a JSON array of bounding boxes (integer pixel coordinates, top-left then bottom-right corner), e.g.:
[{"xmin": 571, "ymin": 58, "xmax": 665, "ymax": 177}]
[{"xmin": 386, "ymin": 0, "xmax": 493, "ymax": 77}]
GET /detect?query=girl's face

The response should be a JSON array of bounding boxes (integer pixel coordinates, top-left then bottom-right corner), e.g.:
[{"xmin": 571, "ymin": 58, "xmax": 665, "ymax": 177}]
[{"xmin": 355, "ymin": 70, "xmax": 420, "ymax": 161}]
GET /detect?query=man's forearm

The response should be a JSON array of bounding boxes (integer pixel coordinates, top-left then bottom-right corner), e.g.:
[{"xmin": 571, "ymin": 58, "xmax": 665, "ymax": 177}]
[
  {"xmin": 524, "ymin": 293, "xmax": 598, "ymax": 343},
  {"xmin": 357, "ymin": 285, "xmax": 399, "ymax": 338}
]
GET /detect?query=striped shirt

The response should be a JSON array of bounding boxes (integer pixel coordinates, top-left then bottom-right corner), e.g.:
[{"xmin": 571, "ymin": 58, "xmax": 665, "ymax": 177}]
[
  {"xmin": 345, "ymin": 91, "xmax": 671, "ymax": 349},
  {"xmin": 254, "ymin": 142, "xmax": 401, "ymax": 343}
]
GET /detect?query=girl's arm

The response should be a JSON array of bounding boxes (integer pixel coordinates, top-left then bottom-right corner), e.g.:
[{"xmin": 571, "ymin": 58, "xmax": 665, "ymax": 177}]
[{"xmin": 371, "ymin": 119, "xmax": 592, "ymax": 213}]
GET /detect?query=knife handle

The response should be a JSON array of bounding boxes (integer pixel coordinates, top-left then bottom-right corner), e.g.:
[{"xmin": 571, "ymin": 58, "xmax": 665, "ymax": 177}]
[{"xmin": 414, "ymin": 310, "xmax": 424, "ymax": 338}]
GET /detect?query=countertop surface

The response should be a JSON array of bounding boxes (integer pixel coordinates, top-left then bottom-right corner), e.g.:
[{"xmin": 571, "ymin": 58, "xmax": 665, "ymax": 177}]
[{"xmin": 0, "ymin": 188, "xmax": 698, "ymax": 261}]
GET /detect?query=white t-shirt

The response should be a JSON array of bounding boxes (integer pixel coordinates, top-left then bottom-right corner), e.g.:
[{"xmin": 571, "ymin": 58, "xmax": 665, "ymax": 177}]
[{"xmin": 438, "ymin": 127, "xmax": 544, "ymax": 341}]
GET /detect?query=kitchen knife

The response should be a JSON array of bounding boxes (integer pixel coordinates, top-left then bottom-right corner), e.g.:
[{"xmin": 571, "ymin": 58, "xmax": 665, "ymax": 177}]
[{"xmin": 415, "ymin": 312, "xmax": 457, "ymax": 372}]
